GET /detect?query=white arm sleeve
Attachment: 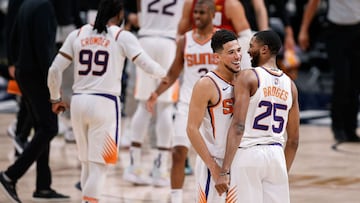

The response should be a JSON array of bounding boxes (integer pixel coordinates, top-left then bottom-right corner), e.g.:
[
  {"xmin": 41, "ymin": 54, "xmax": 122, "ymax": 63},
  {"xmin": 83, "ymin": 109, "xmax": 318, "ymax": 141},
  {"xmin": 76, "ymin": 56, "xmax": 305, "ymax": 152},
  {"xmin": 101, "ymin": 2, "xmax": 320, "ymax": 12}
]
[
  {"xmin": 117, "ymin": 30, "xmax": 166, "ymax": 78},
  {"xmin": 238, "ymin": 29, "xmax": 253, "ymax": 70},
  {"xmin": 133, "ymin": 53, "xmax": 166, "ymax": 78},
  {"xmin": 47, "ymin": 53, "xmax": 72, "ymax": 100}
]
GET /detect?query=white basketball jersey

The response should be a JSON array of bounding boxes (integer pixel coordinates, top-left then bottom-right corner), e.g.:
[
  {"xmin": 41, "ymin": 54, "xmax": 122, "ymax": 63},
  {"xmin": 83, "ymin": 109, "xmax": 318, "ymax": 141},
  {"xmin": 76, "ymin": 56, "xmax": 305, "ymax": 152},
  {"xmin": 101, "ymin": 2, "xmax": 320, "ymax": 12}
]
[
  {"xmin": 180, "ymin": 29, "xmax": 217, "ymax": 104},
  {"xmin": 60, "ymin": 24, "xmax": 142, "ymax": 96},
  {"xmin": 200, "ymin": 71, "xmax": 234, "ymax": 159},
  {"xmin": 240, "ymin": 67, "xmax": 293, "ymax": 148},
  {"xmin": 138, "ymin": 0, "xmax": 184, "ymax": 38}
]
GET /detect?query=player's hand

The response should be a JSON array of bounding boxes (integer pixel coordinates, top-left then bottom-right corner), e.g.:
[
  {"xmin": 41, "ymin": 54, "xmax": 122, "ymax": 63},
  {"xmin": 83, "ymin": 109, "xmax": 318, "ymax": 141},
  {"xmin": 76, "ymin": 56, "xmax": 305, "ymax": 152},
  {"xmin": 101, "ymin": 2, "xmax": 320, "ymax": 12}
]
[
  {"xmin": 298, "ymin": 30, "xmax": 310, "ymax": 51},
  {"xmin": 215, "ymin": 174, "xmax": 230, "ymax": 196},
  {"xmin": 51, "ymin": 101, "xmax": 68, "ymax": 114},
  {"xmin": 146, "ymin": 92, "xmax": 158, "ymax": 114},
  {"xmin": 8, "ymin": 65, "xmax": 15, "ymax": 79}
]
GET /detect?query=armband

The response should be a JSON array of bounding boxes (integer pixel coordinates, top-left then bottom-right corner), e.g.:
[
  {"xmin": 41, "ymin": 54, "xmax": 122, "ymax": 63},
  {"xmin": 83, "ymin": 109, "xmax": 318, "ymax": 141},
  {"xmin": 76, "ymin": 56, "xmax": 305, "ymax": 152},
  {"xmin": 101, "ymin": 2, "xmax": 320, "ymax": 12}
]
[{"xmin": 219, "ymin": 171, "xmax": 230, "ymax": 176}]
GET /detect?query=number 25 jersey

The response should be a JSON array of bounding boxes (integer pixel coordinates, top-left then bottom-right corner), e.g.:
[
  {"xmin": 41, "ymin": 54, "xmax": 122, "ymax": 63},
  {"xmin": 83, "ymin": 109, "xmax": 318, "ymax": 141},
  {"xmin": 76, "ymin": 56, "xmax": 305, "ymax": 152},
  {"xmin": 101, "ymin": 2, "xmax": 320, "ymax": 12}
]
[{"xmin": 241, "ymin": 67, "xmax": 293, "ymax": 148}]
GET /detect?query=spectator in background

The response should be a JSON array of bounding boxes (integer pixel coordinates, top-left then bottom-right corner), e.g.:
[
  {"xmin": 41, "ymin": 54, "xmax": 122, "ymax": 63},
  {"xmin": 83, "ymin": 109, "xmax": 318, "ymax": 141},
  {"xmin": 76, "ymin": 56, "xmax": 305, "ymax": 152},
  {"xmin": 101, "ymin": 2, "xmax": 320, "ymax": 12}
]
[
  {"xmin": 4, "ymin": 0, "xmax": 33, "ymax": 156},
  {"xmin": 0, "ymin": 0, "xmax": 70, "ymax": 202},
  {"xmin": 298, "ymin": 0, "xmax": 360, "ymax": 143}
]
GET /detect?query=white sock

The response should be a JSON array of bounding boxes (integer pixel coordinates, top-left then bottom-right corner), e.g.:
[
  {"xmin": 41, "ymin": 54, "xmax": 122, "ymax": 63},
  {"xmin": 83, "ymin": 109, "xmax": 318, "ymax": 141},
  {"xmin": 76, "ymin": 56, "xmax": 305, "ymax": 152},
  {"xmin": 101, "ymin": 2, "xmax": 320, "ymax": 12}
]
[
  {"xmin": 154, "ymin": 150, "xmax": 170, "ymax": 171},
  {"xmin": 171, "ymin": 189, "xmax": 183, "ymax": 203},
  {"xmin": 129, "ymin": 146, "xmax": 141, "ymax": 168}
]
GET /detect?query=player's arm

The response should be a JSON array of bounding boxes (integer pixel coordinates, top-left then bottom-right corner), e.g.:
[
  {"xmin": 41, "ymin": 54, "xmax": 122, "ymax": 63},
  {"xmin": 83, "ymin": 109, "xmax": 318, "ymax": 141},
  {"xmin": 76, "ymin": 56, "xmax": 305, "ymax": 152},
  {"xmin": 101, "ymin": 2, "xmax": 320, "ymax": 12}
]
[
  {"xmin": 225, "ymin": 0, "xmax": 251, "ymax": 35},
  {"xmin": 187, "ymin": 77, "xmax": 222, "ymax": 181},
  {"xmin": 298, "ymin": 0, "xmax": 321, "ymax": 51},
  {"xmin": 177, "ymin": 0, "xmax": 193, "ymax": 36},
  {"xmin": 284, "ymin": 81, "xmax": 300, "ymax": 172},
  {"xmin": 119, "ymin": 31, "xmax": 166, "ymax": 78},
  {"xmin": 146, "ymin": 35, "xmax": 185, "ymax": 112},
  {"xmin": 215, "ymin": 69, "xmax": 256, "ymax": 195},
  {"xmin": 251, "ymin": 0, "xmax": 269, "ymax": 31},
  {"xmin": 47, "ymin": 52, "xmax": 73, "ymax": 114},
  {"xmin": 47, "ymin": 31, "xmax": 77, "ymax": 114}
]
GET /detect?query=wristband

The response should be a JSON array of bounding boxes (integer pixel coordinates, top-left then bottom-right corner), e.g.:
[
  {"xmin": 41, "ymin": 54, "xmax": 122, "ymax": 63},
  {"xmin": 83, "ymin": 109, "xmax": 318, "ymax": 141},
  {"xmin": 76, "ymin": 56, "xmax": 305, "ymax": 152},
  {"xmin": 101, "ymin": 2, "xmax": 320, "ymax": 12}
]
[
  {"xmin": 219, "ymin": 171, "xmax": 230, "ymax": 176},
  {"xmin": 49, "ymin": 98, "xmax": 62, "ymax": 104}
]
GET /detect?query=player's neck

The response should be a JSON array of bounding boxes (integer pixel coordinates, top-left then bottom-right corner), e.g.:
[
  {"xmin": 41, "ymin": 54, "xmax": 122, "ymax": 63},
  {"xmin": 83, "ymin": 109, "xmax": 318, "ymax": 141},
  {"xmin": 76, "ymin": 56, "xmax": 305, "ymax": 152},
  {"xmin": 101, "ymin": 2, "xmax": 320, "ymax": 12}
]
[
  {"xmin": 194, "ymin": 26, "xmax": 214, "ymax": 41},
  {"xmin": 259, "ymin": 58, "xmax": 278, "ymax": 71}
]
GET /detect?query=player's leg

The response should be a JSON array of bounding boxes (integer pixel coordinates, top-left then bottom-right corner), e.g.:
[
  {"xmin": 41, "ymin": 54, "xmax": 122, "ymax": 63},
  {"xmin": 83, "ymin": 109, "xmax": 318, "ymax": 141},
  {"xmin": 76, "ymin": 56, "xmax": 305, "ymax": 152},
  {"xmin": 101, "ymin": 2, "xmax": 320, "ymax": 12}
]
[
  {"xmin": 81, "ymin": 162, "xmax": 108, "ymax": 203},
  {"xmin": 263, "ymin": 146, "xmax": 290, "ymax": 203},
  {"xmin": 152, "ymin": 101, "xmax": 174, "ymax": 187},
  {"xmin": 171, "ymin": 103, "xmax": 191, "ymax": 203},
  {"xmin": 123, "ymin": 100, "xmax": 152, "ymax": 185}
]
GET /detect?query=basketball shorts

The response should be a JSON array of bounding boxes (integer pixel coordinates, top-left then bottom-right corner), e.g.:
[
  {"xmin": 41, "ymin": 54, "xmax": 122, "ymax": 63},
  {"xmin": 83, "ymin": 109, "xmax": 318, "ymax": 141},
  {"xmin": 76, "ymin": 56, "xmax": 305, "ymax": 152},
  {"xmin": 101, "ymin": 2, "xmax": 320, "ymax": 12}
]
[
  {"xmin": 173, "ymin": 102, "xmax": 191, "ymax": 148},
  {"xmin": 134, "ymin": 36, "xmax": 179, "ymax": 102},
  {"xmin": 230, "ymin": 144, "xmax": 290, "ymax": 203},
  {"xmin": 71, "ymin": 93, "xmax": 121, "ymax": 165}
]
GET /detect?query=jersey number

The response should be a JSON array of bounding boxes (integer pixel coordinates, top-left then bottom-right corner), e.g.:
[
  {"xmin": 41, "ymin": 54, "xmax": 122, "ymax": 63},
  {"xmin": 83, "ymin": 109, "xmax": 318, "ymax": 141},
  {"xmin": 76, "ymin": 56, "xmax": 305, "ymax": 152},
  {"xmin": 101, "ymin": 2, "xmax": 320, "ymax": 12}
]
[
  {"xmin": 148, "ymin": 0, "xmax": 177, "ymax": 16},
  {"xmin": 79, "ymin": 50, "xmax": 109, "ymax": 76},
  {"xmin": 253, "ymin": 101, "xmax": 287, "ymax": 133}
]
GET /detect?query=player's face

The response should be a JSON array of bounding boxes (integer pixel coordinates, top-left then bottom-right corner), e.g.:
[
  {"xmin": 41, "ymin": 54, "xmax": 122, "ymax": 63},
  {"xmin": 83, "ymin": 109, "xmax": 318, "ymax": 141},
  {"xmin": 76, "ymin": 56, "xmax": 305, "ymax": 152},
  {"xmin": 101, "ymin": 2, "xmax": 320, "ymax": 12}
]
[
  {"xmin": 193, "ymin": 4, "xmax": 213, "ymax": 29},
  {"xmin": 220, "ymin": 40, "xmax": 242, "ymax": 73},
  {"xmin": 248, "ymin": 37, "xmax": 262, "ymax": 67}
]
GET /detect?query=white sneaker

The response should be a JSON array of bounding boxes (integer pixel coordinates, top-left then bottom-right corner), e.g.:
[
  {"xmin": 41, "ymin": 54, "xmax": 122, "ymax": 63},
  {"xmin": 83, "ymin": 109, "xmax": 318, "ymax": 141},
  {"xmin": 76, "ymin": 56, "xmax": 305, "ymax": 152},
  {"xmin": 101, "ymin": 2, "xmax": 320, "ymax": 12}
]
[
  {"xmin": 151, "ymin": 168, "xmax": 170, "ymax": 187},
  {"xmin": 123, "ymin": 166, "xmax": 151, "ymax": 185}
]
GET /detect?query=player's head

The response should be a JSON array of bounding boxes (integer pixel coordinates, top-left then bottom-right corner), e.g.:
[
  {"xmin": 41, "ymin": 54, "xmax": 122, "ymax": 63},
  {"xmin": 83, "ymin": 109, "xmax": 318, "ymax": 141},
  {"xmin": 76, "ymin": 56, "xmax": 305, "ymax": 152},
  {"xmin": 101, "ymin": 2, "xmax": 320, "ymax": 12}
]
[
  {"xmin": 211, "ymin": 29, "xmax": 241, "ymax": 73},
  {"xmin": 248, "ymin": 30, "xmax": 282, "ymax": 67},
  {"xmin": 93, "ymin": 0, "xmax": 124, "ymax": 33},
  {"xmin": 193, "ymin": 0, "xmax": 215, "ymax": 29}
]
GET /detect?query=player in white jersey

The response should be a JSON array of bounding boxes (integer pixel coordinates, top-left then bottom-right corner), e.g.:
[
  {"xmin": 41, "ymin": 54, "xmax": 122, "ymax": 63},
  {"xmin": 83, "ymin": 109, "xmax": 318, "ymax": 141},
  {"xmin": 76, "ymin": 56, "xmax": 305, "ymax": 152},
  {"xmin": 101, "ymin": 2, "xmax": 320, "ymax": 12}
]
[
  {"xmin": 187, "ymin": 29, "xmax": 241, "ymax": 203},
  {"xmin": 47, "ymin": 0, "xmax": 166, "ymax": 202},
  {"xmin": 215, "ymin": 30, "xmax": 299, "ymax": 203},
  {"xmin": 123, "ymin": 0, "xmax": 185, "ymax": 187},
  {"xmin": 146, "ymin": 1, "xmax": 217, "ymax": 202}
]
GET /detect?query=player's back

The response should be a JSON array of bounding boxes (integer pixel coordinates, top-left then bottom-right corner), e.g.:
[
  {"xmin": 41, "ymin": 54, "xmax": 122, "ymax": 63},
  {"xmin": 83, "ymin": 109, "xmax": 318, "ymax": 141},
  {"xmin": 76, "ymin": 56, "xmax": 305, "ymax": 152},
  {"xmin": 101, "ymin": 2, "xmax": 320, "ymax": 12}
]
[
  {"xmin": 68, "ymin": 24, "xmax": 125, "ymax": 96},
  {"xmin": 138, "ymin": 0, "xmax": 184, "ymax": 38},
  {"xmin": 241, "ymin": 67, "xmax": 292, "ymax": 147}
]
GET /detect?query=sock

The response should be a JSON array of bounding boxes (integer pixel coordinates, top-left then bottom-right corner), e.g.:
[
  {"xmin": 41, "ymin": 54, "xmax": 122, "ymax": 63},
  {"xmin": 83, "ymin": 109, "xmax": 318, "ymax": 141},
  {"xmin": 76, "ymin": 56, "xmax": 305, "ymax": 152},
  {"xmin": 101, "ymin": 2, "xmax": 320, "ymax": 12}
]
[
  {"xmin": 154, "ymin": 150, "xmax": 170, "ymax": 172},
  {"xmin": 171, "ymin": 189, "xmax": 183, "ymax": 203},
  {"xmin": 129, "ymin": 146, "xmax": 141, "ymax": 168}
]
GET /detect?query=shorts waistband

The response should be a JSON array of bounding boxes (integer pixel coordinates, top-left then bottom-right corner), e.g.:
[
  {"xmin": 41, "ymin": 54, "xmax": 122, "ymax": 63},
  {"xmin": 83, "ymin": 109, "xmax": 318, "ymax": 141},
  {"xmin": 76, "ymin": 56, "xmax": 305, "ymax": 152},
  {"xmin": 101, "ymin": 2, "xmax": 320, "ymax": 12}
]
[{"xmin": 238, "ymin": 142, "xmax": 282, "ymax": 149}]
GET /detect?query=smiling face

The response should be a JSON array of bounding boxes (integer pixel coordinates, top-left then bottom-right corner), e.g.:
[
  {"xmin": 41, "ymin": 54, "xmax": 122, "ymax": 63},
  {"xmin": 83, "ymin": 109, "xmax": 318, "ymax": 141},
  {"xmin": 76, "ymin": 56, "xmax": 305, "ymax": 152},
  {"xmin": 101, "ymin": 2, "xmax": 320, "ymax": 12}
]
[
  {"xmin": 248, "ymin": 37, "xmax": 262, "ymax": 67},
  {"xmin": 218, "ymin": 40, "xmax": 242, "ymax": 73}
]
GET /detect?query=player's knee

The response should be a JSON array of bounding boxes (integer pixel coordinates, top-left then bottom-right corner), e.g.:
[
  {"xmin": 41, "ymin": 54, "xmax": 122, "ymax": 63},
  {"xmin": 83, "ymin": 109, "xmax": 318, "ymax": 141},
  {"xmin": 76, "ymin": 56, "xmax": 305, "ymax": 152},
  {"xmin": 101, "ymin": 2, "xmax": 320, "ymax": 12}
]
[{"xmin": 172, "ymin": 146, "xmax": 187, "ymax": 163}]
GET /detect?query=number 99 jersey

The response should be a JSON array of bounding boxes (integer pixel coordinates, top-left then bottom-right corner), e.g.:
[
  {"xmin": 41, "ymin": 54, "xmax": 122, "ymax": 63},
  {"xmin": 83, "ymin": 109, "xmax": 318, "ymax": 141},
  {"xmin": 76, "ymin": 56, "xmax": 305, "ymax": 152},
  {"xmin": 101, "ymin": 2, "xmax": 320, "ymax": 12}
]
[
  {"xmin": 241, "ymin": 67, "xmax": 293, "ymax": 148},
  {"xmin": 59, "ymin": 24, "xmax": 143, "ymax": 96}
]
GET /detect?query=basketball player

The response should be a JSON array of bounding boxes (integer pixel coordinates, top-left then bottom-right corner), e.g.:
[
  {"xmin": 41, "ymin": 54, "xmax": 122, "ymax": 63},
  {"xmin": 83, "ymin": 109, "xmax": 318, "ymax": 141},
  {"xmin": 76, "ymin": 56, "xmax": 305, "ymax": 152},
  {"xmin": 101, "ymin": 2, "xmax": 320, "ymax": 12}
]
[
  {"xmin": 187, "ymin": 29, "xmax": 241, "ymax": 202},
  {"xmin": 146, "ymin": 1, "xmax": 217, "ymax": 202},
  {"xmin": 47, "ymin": 0, "xmax": 166, "ymax": 202},
  {"xmin": 122, "ymin": 0, "xmax": 184, "ymax": 187},
  {"xmin": 215, "ymin": 30, "xmax": 299, "ymax": 202},
  {"xmin": 177, "ymin": 0, "xmax": 256, "ymax": 69}
]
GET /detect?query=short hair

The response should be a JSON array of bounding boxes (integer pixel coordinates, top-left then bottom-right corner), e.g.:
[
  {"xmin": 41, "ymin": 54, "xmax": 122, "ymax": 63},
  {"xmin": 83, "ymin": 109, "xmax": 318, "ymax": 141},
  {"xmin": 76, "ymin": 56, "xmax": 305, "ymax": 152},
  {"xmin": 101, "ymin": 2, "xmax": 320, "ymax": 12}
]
[
  {"xmin": 195, "ymin": 0, "xmax": 215, "ymax": 13},
  {"xmin": 211, "ymin": 29, "xmax": 238, "ymax": 53},
  {"xmin": 93, "ymin": 0, "xmax": 123, "ymax": 33},
  {"xmin": 253, "ymin": 30, "xmax": 282, "ymax": 55}
]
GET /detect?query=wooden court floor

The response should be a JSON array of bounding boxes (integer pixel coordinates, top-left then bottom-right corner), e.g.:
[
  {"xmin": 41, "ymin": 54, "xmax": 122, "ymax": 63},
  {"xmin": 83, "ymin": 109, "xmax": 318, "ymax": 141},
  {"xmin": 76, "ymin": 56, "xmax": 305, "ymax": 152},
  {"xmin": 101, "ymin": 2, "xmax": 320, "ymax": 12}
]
[{"xmin": 0, "ymin": 112, "xmax": 360, "ymax": 203}]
